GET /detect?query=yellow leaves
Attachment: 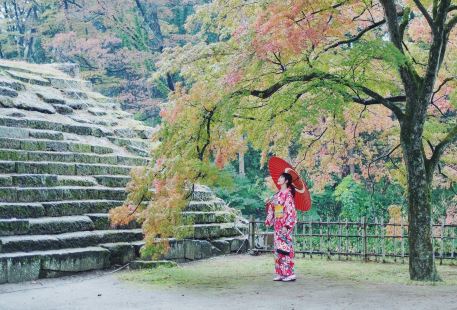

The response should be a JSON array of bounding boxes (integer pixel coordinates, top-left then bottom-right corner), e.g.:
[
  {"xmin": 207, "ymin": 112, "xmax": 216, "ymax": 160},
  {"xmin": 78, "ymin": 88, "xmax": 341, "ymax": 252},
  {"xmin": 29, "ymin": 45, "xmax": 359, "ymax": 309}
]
[{"xmin": 386, "ymin": 205, "xmax": 407, "ymax": 237}]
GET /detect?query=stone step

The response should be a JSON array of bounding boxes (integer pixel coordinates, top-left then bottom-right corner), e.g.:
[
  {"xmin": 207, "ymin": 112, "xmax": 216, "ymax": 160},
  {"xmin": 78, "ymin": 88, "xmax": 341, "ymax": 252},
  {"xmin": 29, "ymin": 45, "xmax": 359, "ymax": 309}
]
[
  {"xmin": 0, "ymin": 246, "xmax": 111, "ymax": 283},
  {"xmin": 0, "ymin": 219, "xmax": 29, "ymax": 236},
  {"xmin": 184, "ymin": 199, "xmax": 227, "ymax": 212},
  {"xmin": 0, "ymin": 116, "xmax": 113, "ymax": 138},
  {"xmin": 107, "ymin": 137, "xmax": 149, "ymax": 151},
  {"xmin": 0, "ymin": 160, "xmax": 134, "ymax": 176},
  {"xmin": 0, "ymin": 126, "xmax": 64, "ymax": 140},
  {"xmin": 0, "ymin": 137, "xmax": 114, "ymax": 154},
  {"xmin": 182, "ymin": 211, "xmax": 237, "ymax": 224},
  {"xmin": 181, "ymin": 223, "xmax": 247, "ymax": 239},
  {"xmin": 126, "ymin": 145, "xmax": 149, "ymax": 157},
  {"xmin": 6, "ymin": 69, "xmax": 51, "ymax": 86},
  {"xmin": 0, "ymin": 200, "xmax": 124, "ymax": 219},
  {"xmin": 0, "ymin": 229, "xmax": 143, "ymax": 253},
  {"xmin": 28, "ymin": 216, "xmax": 95, "ymax": 235},
  {"xmin": 0, "ymin": 186, "xmax": 127, "ymax": 202},
  {"xmin": 0, "ymin": 149, "xmax": 148, "ymax": 165},
  {"xmin": 0, "ymin": 174, "xmax": 97, "ymax": 187},
  {"xmin": 85, "ymin": 213, "xmax": 141, "ymax": 230},
  {"xmin": 143, "ymin": 236, "xmax": 249, "ymax": 262},
  {"xmin": 94, "ymin": 175, "xmax": 130, "ymax": 187},
  {"xmin": 0, "ymin": 215, "xmax": 96, "ymax": 236},
  {"xmin": 190, "ymin": 185, "xmax": 217, "ymax": 201},
  {"xmin": 0, "ymin": 174, "xmax": 131, "ymax": 187},
  {"xmin": 57, "ymin": 176, "xmax": 98, "ymax": 187}
]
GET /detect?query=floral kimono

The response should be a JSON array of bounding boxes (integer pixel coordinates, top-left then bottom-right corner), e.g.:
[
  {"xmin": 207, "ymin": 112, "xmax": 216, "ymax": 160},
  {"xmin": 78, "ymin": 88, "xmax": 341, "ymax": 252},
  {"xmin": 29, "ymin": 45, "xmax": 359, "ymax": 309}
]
[{"xmin": 265, "ymin": 188, "xmax": 297, "ymax": 277}]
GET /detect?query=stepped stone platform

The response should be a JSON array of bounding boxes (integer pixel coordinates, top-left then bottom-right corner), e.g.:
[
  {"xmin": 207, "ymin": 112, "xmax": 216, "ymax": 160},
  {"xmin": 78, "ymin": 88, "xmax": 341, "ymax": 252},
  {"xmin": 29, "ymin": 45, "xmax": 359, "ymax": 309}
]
[{"xmin": 0, "ymin": 60, "xmax": 248, "ymax": 284}]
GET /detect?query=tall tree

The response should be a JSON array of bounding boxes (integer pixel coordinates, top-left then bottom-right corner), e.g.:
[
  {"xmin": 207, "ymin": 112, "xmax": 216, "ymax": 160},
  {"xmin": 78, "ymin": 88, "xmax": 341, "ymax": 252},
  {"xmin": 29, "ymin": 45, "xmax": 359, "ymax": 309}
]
[{"xmin": 130, "ymin": 0, "xmax": 457, "ymax": 281}]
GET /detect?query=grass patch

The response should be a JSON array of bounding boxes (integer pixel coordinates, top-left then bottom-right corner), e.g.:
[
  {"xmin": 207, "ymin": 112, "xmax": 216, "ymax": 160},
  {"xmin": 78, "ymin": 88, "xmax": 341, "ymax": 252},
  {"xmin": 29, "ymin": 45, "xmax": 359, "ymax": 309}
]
[{"xmin": 119, "ymin": 254, "xmax": 457, "ymax": 289}]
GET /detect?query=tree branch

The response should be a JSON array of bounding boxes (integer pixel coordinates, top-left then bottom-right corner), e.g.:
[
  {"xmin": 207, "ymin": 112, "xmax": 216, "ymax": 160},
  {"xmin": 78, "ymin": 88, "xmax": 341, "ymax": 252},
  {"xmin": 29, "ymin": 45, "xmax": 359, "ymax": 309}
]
[
  {"xmin": 412, "ymin": 0, "xmax": 436, "ymax": 32},
  {"xmin": 426, "ymin": 124, "xmax": 457, "ymax": 178},
  {"xmin": 237, "ymin": 72, "xmax": 405, "ymax": 120},
  {"xmin": 294, "ymin": 127, "xmax": 328, "ymax": 169},
  {"xmin": 352, "ymin": 95, "xmax": 406, "ymax": 105},
  {"xmin": 322, "ymin": 19, "xmax": 386, "ymax": 52}
]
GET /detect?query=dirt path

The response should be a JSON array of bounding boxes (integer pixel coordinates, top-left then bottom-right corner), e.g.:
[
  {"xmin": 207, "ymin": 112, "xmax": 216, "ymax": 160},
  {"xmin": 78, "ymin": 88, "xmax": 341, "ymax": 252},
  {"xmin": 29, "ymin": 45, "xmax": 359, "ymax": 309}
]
[{"xmin": 1, "ymin": 255, "xmax": 456, "ymax": 310}]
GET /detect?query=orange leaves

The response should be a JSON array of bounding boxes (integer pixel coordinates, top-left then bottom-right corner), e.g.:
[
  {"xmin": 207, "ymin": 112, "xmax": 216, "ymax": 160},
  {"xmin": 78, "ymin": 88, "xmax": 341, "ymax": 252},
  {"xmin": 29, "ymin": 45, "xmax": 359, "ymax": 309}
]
[
  {"xmin": 251, "ymin": 0, "xmax": 370, "ymax": 59},
  {"xmin": 210, "ymin": 128, "xmax": 247, "ymax": 169},
  {"xmin": 108, "ymin": 204, "xmax": 137, "ymax": 228},
  {"xmin": 253, "ymin": 0, "xmax": 328, "ymax": 59}
]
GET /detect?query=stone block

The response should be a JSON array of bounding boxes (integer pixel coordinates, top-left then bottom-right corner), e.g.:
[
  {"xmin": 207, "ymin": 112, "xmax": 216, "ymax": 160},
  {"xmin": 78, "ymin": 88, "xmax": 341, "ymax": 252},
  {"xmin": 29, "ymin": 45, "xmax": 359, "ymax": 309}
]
[
  {"xmin": 0, "ymin": 203, "xmax": 45, "ymax": 219},
  {"xmin": 0, "ymin": 187, "xmax": 17, "ymax": 202},
  {"xmin": 0, "ymin": 175, "xmax": 13, "ymax": 186},
  {"xmin": 40, "ymin": 247, "xmax": 110, "ymax": 277},
  {"xmin": 0, "ymin": 219, "xmax": 30, "ymax": 236},
  {"xmin": 12, "ymin": 174, "xmax": 58, "ymax": 187},
  {"xmin": 0, "ymin": 138, "xmax": 21, "ymax": 149},
  {"xmin": 20, "ymin": 140, "xmax": 47, "ymax": 151},
  {"xmin": 0, "ymin": 161, "xmax": 15, "ymax": 173},
  {"xmin": 0, "ymin": 253, "xmax": 41, "ymax": 283},
  {"xmin": 0, "ymin": 86, "xmax": 18, "ymax": 97},
  {"xmin": 211, "ymin": 239, "xmax": 231, "ymax": 254},
  {"xmin": 0, "ymin": 149, "xmax": 27, "ymax": 161},
  {"xmin": 29, "ymin": 216, "xmax": 94, "ymax": 235},
  {"xmin": 100, "ymin": 242, "xmax": 136, "ymax": 265}
]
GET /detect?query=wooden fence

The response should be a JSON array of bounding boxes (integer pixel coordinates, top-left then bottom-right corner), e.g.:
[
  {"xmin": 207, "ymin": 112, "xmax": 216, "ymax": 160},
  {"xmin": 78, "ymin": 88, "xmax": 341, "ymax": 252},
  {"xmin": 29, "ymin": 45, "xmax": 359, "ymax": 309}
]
[{"xmin": 248, "ymin": 215, "xmax": 457, "ymax": 263}]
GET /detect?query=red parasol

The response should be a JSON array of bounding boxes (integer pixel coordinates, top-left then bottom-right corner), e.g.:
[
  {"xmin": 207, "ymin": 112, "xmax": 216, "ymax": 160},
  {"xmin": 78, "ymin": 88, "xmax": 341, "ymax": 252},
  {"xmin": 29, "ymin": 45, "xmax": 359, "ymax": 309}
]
[{"xmin": 268, "ymin": 156, "xmax": 311, "ymax": 211}]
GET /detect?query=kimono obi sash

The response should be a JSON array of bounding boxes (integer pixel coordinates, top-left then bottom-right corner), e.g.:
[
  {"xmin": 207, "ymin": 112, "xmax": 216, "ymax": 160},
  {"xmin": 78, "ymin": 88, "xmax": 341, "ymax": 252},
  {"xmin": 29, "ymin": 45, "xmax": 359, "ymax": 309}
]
[{"xmin": 274, "ymin": 205, "xmax": 284, "ymax": 218}]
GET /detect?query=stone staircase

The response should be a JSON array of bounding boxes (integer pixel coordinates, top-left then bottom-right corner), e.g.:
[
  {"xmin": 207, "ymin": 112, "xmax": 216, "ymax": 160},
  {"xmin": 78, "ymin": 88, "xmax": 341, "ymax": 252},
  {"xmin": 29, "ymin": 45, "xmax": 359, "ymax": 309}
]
[
  {"xmin": 0, "ymin": 60, "xmax": 249, "ymax": 284},
  {"xmin": 0, "ymin": 118, "xmax": 148, "ymax": 283}
]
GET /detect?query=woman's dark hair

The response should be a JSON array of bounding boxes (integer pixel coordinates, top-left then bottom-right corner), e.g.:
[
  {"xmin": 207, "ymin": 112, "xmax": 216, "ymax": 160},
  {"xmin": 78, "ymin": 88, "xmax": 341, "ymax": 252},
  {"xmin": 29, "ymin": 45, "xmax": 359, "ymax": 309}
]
[{"xmin": 280, "ymin": 172, "xmax": 295, "ymax": 197}]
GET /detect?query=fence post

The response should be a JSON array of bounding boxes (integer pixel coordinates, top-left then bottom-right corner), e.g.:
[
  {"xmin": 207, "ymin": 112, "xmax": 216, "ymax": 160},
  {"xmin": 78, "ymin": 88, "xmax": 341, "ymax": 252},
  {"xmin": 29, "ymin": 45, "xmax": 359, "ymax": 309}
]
[
  {"xmin": 309, "ymin": 216, "xmax": 313, "ymax": 258},
  {"xmin": 440, "ymin": 217, "xmax": 445, "ymax": 265},
  {"xmin": 431, "ymin": 217, "xmax": 435, "ymax": 261},
  {"xmin": 381, "ymin": 217, "xmax": 385, "ymax": 263},
  {"xmin": 452, "ymin": 225, "xmax": 455, "ymax": 259},
  {"xmin": 363, "ymin": 217, "xmax": 368, "ymax": 262},
  {"xmin": 302, "ymin": 213, "xmax": 306, "ymax": 257},
  {"xmin": 401, "ymin": 216, "xmax": 405, "ymax": 264},
  {"xmin": 327, "ymin": 217, "xmax": 331, "ymax": 260},
  {"xmin": 319, "ymin": 216, "xmax": 323, "ymax": 258},
  {"xmin": 374, "ymin": 218, "xmax": 378, "ymax": 263},
  {"xmin": 338, "ymin": 216, "xmax": 342, "ymax": 261},
  {"xmin": 249, "ymin": 215, "xmax": 255, "ymax": 251},
  {"xmin": 393, "ymin": 218, "xmax": 397, "ymax": 263},
  {"xmin": 345, "ymin": 218, "xmax": 349, "ymax": 260}
]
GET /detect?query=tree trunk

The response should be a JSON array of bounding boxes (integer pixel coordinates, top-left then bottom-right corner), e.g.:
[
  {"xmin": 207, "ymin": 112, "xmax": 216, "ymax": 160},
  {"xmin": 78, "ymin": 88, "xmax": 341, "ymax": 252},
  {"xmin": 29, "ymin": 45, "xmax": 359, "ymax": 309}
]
[
  {"xmin": 238, "ymin": 151, "xmax": 245, "ymax": 177},
  {"xmin": 400, "ymin": 122, "xmax": 440, "ymax": 281}
]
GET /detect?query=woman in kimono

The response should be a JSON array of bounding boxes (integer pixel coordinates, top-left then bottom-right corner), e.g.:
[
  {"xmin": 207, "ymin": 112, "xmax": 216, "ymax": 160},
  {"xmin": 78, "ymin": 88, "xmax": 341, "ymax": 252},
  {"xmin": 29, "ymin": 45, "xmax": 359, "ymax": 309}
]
[{"xmin": 264, "ymin": 172, "xmax": 297, "ymax": 282}]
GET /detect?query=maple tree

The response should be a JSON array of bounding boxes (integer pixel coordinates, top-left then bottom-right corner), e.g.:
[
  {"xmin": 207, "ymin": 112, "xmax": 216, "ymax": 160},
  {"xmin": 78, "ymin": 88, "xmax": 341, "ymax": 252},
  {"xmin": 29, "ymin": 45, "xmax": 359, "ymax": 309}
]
[{"xmin": 132, "ymin": 0, "xmax": 457, "ymax": 281}]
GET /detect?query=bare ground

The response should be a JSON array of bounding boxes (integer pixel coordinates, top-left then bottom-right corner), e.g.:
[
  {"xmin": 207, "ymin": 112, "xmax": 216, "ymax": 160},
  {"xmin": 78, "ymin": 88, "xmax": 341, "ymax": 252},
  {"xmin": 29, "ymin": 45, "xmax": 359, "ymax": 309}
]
[{"xmin": 0, "ymin": 254, "xmax": 456, "ymax": 310}]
